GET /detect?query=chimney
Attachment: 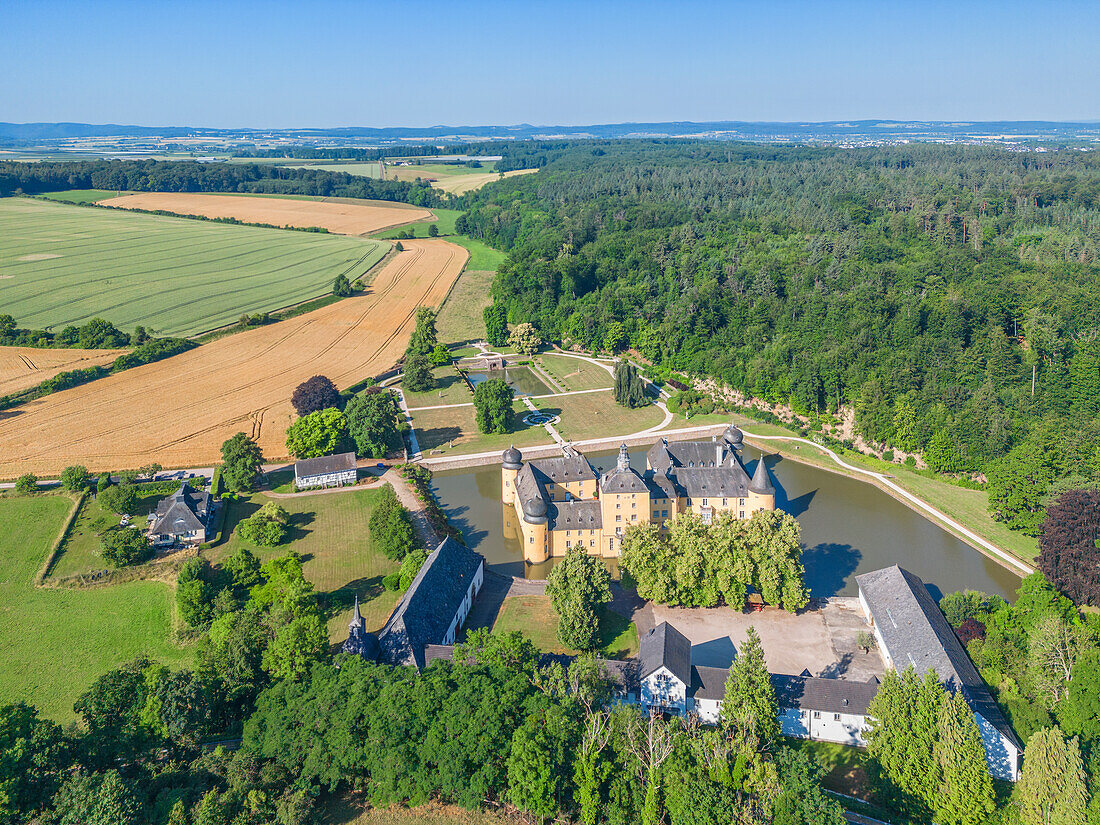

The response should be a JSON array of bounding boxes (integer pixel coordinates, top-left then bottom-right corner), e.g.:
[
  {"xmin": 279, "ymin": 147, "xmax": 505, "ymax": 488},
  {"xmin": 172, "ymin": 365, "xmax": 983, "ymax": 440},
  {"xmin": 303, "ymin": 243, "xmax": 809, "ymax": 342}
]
[{"xmin": 716, "ymin": 443, "xmax": 722, "ymax": 466}]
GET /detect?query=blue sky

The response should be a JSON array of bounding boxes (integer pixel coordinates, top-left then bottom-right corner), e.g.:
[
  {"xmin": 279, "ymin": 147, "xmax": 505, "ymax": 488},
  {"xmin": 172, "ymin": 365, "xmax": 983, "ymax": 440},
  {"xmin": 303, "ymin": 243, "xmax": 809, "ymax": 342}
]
[{"xmin": 2, "ymin": 0, "xmax": 1098, "ymax": 127}]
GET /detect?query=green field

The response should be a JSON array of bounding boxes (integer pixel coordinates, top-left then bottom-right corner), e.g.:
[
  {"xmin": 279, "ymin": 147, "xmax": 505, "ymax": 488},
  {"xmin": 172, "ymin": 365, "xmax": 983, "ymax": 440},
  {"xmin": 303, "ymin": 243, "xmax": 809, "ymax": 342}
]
[
  {"xmin": 0, "ymin": 198, "xmax": 388, "ymax": 336},
  {"xmin": 37, "ymin": 189, "xmax": 124, "ymax": 204},
  {"xmin": 371, "ymin": 208, "xmax": 463, "ymax": 239},
  {"xmin": 436, "ymin": 270, "xmax": 495, "ymax": 344},
  {"xmin": 535, "ymin": 354, "xmax": 614, "ymax": 391},
  {"xmin": 209, "ymin": 485, "xmax": 401, "ymax": 639},
  {"xmin": 411, "ymin": 402, "xmax": 555, "ymax": 454},
  {"xmin": 0, "ymin": 495, "xmax": 190, "ymax": 721},
  {"xmin": 285, "ymin": 162, "xmax": 383, "ymax": 177},
  {"xmin": 448, "ymin": 237, "xmax": 505, "ymax": 271},
  {"xmin": 402, "ymin": 366, "xmax": 474, "ymax": 408},
  {"xmin": 491, "ymin": 595, "xmax": 638, "ymax": 658}
]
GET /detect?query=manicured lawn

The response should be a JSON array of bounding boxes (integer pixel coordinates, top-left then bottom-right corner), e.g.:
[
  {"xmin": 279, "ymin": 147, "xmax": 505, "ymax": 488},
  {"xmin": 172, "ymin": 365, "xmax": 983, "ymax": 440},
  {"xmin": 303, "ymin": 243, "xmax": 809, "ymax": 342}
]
[
  {"xmin": 48, "ymin": 483, "xmax": 203, "ymax": 579},
  {"xmin": 544, "ymin": 392, "xmax": 664, "ymax": 443},
  {"xmin": 371, "ymin": 208, "xmax": 462, "ymax": 239},
  {"xmin": 410, "ymin": 402, "xmax": 555, "ymax": 454},
  {"xmin": 535, "ymin": 354, "xmax": 613, "ymax": 392},
  {"xmin": 436, "ymin": 269, "xmax": 496, "ymax": 344},
  {"xmin": 1, "ymin": 198, "xmax": 388, "ymax": 336},
  {"xmin": 210, "ymin": 486, "xmax": 400, "ymax": 638},
  {"xmin": 0, "ymin": 495, "xmax": 190, "ymax": 721},
  {"xmin": 448, "ymin": 237, "xmax": 505, "ymax": 272},
  {"xmin": 402, "ymin": 367, "xmax": 473, "ymax": 408},
  {"xmin": 739, "ymin": 422, "xmax": 1039, "ymax": 563},
  {"xmin": 491, "ymin": 595, "xmax": 638, "ymax": 659}
]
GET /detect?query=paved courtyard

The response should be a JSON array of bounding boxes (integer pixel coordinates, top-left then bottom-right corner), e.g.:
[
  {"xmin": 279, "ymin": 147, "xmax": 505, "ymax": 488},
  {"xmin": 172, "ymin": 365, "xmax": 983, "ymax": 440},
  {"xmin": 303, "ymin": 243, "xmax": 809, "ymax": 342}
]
[{"xmin": 641, "ymin": 597, "xmax": 884, "ymax": 681}]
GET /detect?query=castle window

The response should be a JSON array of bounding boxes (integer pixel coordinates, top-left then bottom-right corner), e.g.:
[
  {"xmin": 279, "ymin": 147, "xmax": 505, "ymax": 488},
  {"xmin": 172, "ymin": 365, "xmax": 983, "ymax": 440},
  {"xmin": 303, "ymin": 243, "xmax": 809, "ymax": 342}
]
[
  {"xmin": 722, "ymin": 498, "xmax": 728, "ymax": 506},
  {"xmin": 566, "ymin": 541, "xmax": 571, "ymax": 548},
  {"xmin": 702, "ymin": 498, "xmax": 708, "ymax": 506},
  {"xmin": 590, "ymin": 540, "xmax": 595, "ymax": 547},
  {"xmin": 616, "ymin": 502, "xmax": 621, "ymax": 509},
  {"xmin": 662, "ymin": 510, "xmax": 668, "ymax": 517},
  {"xmin": 529, "ymin": 537, "xmax": 534, "ymax": 544},
  {"xmin": 631, "ymin": 514, "xmax": 637, "ymax": 521},
  {"xmin": 740, "ymin": 511, "xmax": 745, "ymax": 518},
  {"xmin": 653, "ymin": 511, "xmax": 659, "ymax": 518},
  {"xmin": 616, "ymin": 515, "xmax": 622, "ymax": 522},
  {"xmin": 631, "ymin": 501, "xmax": 636, "ymax": 508},
  {"xmin": 834, "ymin": 713, "xmax": 842, "ymax": 721},
  {"xmin": 740, "ymin": 498, "xmax": 745, "ymax": 506}
]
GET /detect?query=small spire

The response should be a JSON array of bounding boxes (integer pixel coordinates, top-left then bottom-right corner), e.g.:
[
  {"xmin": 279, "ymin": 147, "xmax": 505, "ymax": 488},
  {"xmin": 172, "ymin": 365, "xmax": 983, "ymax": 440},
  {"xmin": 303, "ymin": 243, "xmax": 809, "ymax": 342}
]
[
  {"xmin": 349, "ymin": 594, "xmax": 364, "ymax": 628},
  {"xmin": 749, "ymin": 453, "xmax": 774, "ymax": 494},
  {"xmin": 617, "ymin": 443, "xmax": 630, "ymax": 472}
]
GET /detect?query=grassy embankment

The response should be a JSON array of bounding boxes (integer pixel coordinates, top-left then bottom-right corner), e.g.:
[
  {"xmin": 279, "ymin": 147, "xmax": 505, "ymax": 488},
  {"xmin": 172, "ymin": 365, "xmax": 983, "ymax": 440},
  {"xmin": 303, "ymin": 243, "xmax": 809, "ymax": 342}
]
[
  {"xmin": 1, "ymin": 198, "xmax": 387, "ymax": 337},
  {"xmin": 0, "ymin": 494, "xmax": 189, "ymax": 721}
]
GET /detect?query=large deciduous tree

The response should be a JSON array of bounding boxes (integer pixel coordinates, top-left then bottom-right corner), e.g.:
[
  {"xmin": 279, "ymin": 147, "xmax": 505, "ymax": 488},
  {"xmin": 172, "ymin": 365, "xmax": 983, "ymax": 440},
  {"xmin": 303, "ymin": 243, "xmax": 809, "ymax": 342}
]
[
  {"xmin": 483, "ymin": 303, "xmax": 508, "ymax": 347},
  {"xmin": 220, "ymin": 432, "xmax": 265, "ymax": 493},
  {"xmin": 285, "ymin": 407, "xmax": 347, "ymax": 459},
  {"xmin": 986, "ymin": 444, "xmax": 1052, "ymax": 535},
  {"xmin": 406, "ymin": 307, "xmax": 438, "ymax": 358},
  {"xmin": 344, "ymin": 390, "xmax": 402, "ymax": 458},
  {"xmin": 290, "ymin": 375, "xmax": 341, "ymax": 417},
  {"xmin": 1037, "ymin": 488, "xmax": 1100, "ymax": 605},
  {"xmin": 508, "ymin": 322, "xmax": 541, "ymax": 355},
  {"xmin": 237, "ymin": 501, "xmax": 290, "ymax": 547},
  {"xmin": 546, "ymin": 547, "xmax": 612, "ymax": 651},
  {"xmin": 401, "ymin": 352, "xmax": 435, "ymax": 392},
  {"xmin": 368, "ymin": 485, "xmax": 416, "ymax": 560},
  {"xmin": 473, "ymin": 378, "xmax": 514, "ymax": 434}
]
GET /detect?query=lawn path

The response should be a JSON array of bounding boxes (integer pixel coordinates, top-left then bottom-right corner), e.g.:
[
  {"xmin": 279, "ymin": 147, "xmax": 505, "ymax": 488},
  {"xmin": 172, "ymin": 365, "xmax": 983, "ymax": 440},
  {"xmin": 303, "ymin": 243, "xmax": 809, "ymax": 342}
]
[{"xmin": 381, "ymin": 470, "xmax": 442, "ymax": 549}]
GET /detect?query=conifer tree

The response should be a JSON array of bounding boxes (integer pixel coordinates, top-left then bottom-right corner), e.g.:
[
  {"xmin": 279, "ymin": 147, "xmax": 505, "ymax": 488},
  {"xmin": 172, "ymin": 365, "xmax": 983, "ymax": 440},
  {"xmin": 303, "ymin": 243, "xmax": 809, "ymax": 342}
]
[
  {"xmin": 720, "ymin": 626, "xmax": 778, "ymax": 746},
  {"xmin": 1016, "ymin": 726, "xmax": 1088, "ymax": 825},
  {"xmin": 613, "ymin": 360, "xmax": 647, "ymax": 408},
  {"xmin": 935, "ymin": 691, "xmax": 995, "ymax": 825}
]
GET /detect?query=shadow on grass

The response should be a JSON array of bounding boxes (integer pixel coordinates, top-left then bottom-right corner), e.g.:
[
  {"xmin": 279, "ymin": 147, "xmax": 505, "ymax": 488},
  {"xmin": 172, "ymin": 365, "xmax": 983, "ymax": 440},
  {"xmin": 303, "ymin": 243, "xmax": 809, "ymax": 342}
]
[
  {"xmin": 209, "ymin": 496, "xmax": 262, "ymax": 547},
  {"xmin": 598, "ymin": 607, "xmax": 637, "ymax": 659},
  {"xmin": 418, "ymin": 425, "xmax": 463, "ymax": 450},
  {"xmin": 322, "ymin": 575, "xmax": 386, "ymax": 619},
  {"xmin": 285, "ymin": 511, "xmax": 316, "ymax": 542}
]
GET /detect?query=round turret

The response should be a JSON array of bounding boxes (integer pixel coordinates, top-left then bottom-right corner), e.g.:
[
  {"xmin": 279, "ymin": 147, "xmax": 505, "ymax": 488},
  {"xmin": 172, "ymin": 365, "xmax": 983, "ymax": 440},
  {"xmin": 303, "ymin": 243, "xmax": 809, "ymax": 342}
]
[
  {"xmin": 723, "ymin": 424, "xmax": 744, "ymax": 447},
  {"xmin": 502, "ymin": 445, "xmax": 523, "ymax": 469},
  {"xmin": 522, "ymin": 496, "xmax": 548, "ymax": 524}
]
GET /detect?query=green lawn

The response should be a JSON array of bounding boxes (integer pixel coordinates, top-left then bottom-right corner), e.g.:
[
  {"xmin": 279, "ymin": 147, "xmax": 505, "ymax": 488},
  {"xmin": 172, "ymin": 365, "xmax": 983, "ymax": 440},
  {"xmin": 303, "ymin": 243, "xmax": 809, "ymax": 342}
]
[
  {"xmin": 402, "ymin": 367, "xmax": 473, "ymax": 408},
  {"xmin": 545, "ymin": 392, "xmax": 664, "ymax": 443},
  {"xmin": 371, "ymin": 208, "xmax": 463, "ymax": 240},
  {"xmin": 410, "ymin": 402, "xmax": 555, "ymax": 454},
  {"xmin": 436, "ymin": 269, "xmax": 495, "ymax": 344},
  {"xmin": 209, "ymin": 486, "xmax": 400, "ymax": 638},
  {"xmin": 0, "ymin": 198, "xmax": 388, "ymax": 336},
  {"xmin": 491, "ymin": 595, "xmax": 638, "ymax": 658},
  {"xmin": 448, "ymin": 237, "xmax": 505, "ymax": 272},
  {"xmin": 535, "ymin": 354, "xmax": 614, "ymax": 392},
  {"xmin": 786, "ymin": 739, "xmax": 871, "ymax": 798},
  {"xmin": 0, "ymin": 495, "xmax": 190, "ymax": 721}
]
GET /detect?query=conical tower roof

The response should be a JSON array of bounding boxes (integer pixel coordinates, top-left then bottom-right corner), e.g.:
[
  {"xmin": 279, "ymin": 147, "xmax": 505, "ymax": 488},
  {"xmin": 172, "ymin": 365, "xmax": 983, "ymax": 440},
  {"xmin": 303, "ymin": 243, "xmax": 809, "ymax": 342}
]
[
  {"xmin": 349, "ymin": 594, "xmax": 364, "ymax": 629},
  {"xmin": 749, "ymin": 453, "xmax": 774, "ymax": 494}
]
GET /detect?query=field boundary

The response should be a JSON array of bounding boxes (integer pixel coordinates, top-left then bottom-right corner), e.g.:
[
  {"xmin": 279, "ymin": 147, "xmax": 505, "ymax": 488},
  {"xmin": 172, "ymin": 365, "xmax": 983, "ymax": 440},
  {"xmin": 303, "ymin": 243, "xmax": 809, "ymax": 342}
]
[{"xmin": 35, "ymin": 492, "xmax": 84, "ymax": 585}]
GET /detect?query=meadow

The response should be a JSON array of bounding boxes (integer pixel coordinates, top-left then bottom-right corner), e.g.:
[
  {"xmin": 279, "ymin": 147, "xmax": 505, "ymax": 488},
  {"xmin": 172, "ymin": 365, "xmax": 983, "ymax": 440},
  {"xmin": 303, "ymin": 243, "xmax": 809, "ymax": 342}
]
[
  {"xmin": 435, "ymin": 269, "xmax": 495, "ymax": 343},
  {"xmin": 0, "ymin": 494, "xmax": 190, "ymax": 721},
  {"xmin": 0, "ymin": 198, "xmax": 389, "ymax": 336},
  {"xmin": 0, "ymin": 240, "xmax": 467, "ymax": 476}
]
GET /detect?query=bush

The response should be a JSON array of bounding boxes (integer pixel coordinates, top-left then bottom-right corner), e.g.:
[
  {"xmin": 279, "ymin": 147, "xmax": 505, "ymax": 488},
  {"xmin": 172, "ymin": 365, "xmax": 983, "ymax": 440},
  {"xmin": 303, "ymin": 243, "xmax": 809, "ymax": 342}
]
[
  {"xmin": 882, "ymin": 449, "xmax": 895, "ymax": 463},
  {"xmin": 101, "ymin": 526, "xmax": 150, "ymax": 567},
  {"xmin": 237, "ymin": 502, "xmax": 290, "ymax": 547},
  {"xmin": 99, "ymin": 484, "xmax": 137, "ymax": 515},
  {"xmin": 428, "ymin": 344, "xmax": 452, "ymax": 365},
  {"xmin": 398, "ymin": 547, "xmax": 428, "ymax": 590},
  {"xmin": 14, "ymin": 473, "xmax": 37, "ymax": 494},
  {"xmin": 382, "ymin": 573, "xmax": 402, "ymax": 592},
  {"xmin": 332, "ymin": 274, "xmax": 352, "ymax": 297},
  {"xmin": 60, "ymin": 465, "xmax": 89, "ymax": 491},
  {"xmin": 368, "ymin": 486, "xmax": 416, "ymax": 560},
  {"xmin": 956, "ymin": 618, "xmax": 986, "ymax": 645}
]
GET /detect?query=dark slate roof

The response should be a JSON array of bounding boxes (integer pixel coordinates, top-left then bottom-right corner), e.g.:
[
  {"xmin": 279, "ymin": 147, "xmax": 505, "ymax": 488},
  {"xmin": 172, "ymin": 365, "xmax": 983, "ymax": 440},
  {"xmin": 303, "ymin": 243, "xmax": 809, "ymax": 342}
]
[
  {"xmin": 690, "ymin": 665, "xmax": 730, "ymax": 701},
  {"xmin": 639, "ymin": 622, "xmax": 692, "ymax": 685},
  {"xmin": 856, "ymin": 565, "xmax": 1021, "ymax": 750},
  {"xmin": 672, "ymin": 467, "xmax": 750, "ymax": 499},
  {"xmin": 749, "ymin": 456, "xmax": 775, "ymax": 494},
  {"xmin": 770, "ymin": 673, "xmax": 880, "ymax": 716},
  {"xmin": 378, "ymin": 538, "xmax": 484, "ymax": 669},
  {"xmin": 645, "ymin": 474, "xmax": 677, "ymax": 500},
  {"xmin": 600, "ymin": 466, "xmax": 649, "ymax": 493},
  {"xmin": 150, "ymin": 482, "xmax": 210, "ymax": 536},
  {"xmin": 530, "ymin": 453, "xmax": 597, "ymax": 485},
  {"xmin": 423, "ymin": 644, "xmax": 456, "ymax": 666},
  {"xmin": 295, "ymin": 451, "xmax": 357, "ymax": 478},
  {"xmin": 548, "ymin": 499, "xmax": 602, "ymax": 530},
  {"xmin": 597, "ymin": 658, "xmax": 640, "ymax": 693},
  {"xmin": 647, "ymin": 438, "xmax": 729, "ymax": 471}
]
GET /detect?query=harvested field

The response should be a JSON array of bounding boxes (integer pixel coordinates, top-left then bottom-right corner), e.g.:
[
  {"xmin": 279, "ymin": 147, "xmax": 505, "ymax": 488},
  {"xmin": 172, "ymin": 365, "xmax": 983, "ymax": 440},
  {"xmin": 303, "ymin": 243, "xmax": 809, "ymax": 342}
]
[
  {"xmin": 0, "ymin": 240, "xmax": 467, "ymax": 477},
  {"xmin": 0, "ymin": 345, "xmax": 125, "ymax": 396},
  {"xmin": 98, "ymin": 192, "xmax": 433, "ymax": 236},
  {"xmin": 1, "ymin": 198, "xmax": 388, "ymax": 336},
  {"xmin": 388, "ymin": 165, "xmax": 538, "ymax": 194}
]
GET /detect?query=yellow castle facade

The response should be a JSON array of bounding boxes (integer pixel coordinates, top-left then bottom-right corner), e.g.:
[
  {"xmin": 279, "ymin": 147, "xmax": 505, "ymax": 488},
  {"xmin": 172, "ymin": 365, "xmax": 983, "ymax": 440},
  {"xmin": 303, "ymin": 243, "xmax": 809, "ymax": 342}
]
[{"xmin": 501, "ymin": 425, "xmax": 776, "ymax": 564}]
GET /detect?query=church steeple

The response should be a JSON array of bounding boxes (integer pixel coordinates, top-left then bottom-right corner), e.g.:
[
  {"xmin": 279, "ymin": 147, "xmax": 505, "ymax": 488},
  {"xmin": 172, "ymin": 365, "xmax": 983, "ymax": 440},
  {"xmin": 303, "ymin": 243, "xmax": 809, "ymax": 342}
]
[{"xmin": 349, "ymin": 594, "xmax": 364, "ymax": 629}]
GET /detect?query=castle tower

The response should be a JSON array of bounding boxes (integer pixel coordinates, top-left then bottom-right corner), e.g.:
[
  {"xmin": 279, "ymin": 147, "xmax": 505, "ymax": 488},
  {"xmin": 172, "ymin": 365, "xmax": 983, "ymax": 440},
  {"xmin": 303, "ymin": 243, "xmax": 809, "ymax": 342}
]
[
  {"xmin": 501, "ymin": 445, "xmax": 522, "ymax": 505},
  {"xmin": 616, "ymin": 442, "xmax": 630, "ymax": 472},
  {"xmin": 747, "ymin": 451, "xmax": 776, "ymax": 513},
  {"xmin": 521, "ymin": 495, "xmax": 550, "ymax": 564}
]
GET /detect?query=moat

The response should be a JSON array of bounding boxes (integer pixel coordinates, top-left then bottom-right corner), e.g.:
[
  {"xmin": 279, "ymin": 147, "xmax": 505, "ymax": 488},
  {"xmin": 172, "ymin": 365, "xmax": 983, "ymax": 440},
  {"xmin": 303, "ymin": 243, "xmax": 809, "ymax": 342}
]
[{"xmin": 429, "ymin": 445, "xmax": 1022, "ymax": 600}]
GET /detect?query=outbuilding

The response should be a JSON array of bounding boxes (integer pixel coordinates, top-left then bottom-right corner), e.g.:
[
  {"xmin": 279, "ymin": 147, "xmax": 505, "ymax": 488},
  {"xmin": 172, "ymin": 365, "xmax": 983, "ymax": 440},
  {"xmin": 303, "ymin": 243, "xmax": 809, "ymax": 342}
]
[{"xmin": 294, "ymin": 451, "xmax": 357, "ymax": 490}]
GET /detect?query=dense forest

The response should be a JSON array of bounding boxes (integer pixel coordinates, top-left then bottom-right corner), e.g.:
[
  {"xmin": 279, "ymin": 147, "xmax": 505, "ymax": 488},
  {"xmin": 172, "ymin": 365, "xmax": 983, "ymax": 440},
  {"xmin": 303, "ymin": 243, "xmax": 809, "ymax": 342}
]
[
  {"xmin": 0, "ymin": 160, "xmax": 444, "ymax": 206},
  {"xmin": 458, "ymin": 141, "xmax": 1100, "ymax": 521}
]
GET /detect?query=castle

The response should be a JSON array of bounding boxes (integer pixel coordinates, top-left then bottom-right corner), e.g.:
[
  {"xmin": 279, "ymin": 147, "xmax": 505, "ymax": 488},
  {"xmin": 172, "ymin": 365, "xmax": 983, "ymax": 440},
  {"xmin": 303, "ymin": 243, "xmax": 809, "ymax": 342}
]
[{"xmin": 501, "ymin": 424, "xmax": 776, "ymax": 564}]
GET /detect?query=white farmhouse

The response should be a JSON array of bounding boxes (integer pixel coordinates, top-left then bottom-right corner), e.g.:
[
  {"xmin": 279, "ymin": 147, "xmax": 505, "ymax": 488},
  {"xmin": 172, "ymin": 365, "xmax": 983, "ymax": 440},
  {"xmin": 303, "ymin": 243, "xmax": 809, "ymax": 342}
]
[
  {"xmin": 294, "ymin": 451, "xmax": 357, "ymax": 490},
  {"xmin": 637, "ymin": 622, "xmax": 692, "ymax": 715},
  {"xmin": 857, "ymin": 565, "xmax": 1023, "ymax": 781}
]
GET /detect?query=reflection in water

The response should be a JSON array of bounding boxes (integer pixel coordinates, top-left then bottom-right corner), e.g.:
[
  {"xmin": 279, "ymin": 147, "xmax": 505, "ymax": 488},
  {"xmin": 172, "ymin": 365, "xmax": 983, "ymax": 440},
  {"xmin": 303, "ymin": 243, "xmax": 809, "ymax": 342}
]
[
  {"xmin": 465, "ymin": 367, "xmax": 552, "ymax": 397},
  {"xmin": 429, "ymin": 446, "xmax": 1022, "ymax": 599}
]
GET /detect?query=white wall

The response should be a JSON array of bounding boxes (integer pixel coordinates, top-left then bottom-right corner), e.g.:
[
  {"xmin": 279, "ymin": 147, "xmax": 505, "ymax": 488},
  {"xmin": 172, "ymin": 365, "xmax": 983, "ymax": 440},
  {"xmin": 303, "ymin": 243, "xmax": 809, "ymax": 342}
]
[
  {"xmin": 976, "ymin": 711, "xmax": 1019, "ymax": 782},
  {"xmin": 641, "ymin": 667, "xmax": 687, "ymax": 714},
  {"xmin": 693, "ymin": 697, "xmax": 722, "ymax": 724},
  {"xmin": 297, "ymin": 469, "xmax": 356, "ymax": 489}
]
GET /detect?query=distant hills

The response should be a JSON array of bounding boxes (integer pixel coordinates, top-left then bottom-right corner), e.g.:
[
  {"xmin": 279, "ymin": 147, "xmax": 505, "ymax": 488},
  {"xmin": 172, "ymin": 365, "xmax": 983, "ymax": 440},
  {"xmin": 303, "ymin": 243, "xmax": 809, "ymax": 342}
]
[{"xmin": 2, "ymin": 119, "xmax": 1098, "ymax": 146}]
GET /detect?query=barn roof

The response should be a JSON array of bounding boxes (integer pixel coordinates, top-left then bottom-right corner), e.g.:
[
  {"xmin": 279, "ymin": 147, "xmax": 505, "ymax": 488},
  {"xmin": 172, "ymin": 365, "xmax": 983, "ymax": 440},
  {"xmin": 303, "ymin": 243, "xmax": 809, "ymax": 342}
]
[
  {"xmin": 639, "ymin": 622, "xmax": 692, "ymax": 685},
  {"xmin": 294, "ymin": 451, "xmax": 356, "ymax": 478}
]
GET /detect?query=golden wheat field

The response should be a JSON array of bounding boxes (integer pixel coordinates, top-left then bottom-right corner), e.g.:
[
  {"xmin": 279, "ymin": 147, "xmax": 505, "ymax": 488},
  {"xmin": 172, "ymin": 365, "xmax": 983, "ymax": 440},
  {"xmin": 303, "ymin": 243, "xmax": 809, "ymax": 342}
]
[
  {"xmin": 97, "ymin": 193, "xmax": 433, "ymax": 236},
  {"xmin": 0, "ymin": 240, "xmax": 467, "ymax": 476},
  {"xmin": 0, "ymin": 346, "xmax": 126, "ymax": 396}
]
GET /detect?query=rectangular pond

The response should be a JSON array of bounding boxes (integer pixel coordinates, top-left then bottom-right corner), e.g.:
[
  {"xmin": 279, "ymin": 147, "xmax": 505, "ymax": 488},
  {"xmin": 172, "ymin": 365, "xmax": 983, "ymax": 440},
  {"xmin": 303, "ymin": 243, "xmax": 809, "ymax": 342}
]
[
  {"xmin": 429, "ymin": 445, "xmax": 1023, "ymax": 601},
  {"xmin": 464, "ymin": 366, "xmax": 552, "ymax": 397}
]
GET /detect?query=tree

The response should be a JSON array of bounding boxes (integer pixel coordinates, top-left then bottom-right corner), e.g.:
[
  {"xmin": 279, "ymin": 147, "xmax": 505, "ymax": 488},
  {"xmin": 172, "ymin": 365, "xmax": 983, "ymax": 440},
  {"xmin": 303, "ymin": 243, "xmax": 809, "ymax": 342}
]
[
  {"xmin": 546, "ymin": 547, "xmax": 612, "ymax": 650},
  {"xmin": 406, "ymin": 307, "xmax": 438, "ymax": 358},
  {"xmin": 290, "ymin": 375, "xmax": 341, "ymax": 416},
  {"xmin": 428, "ymin": 223, "xmax": 439, "ymax": 237},
  {"xmin": 101, "ymin": 526, "xmax": 149, "ymax": 566},
  {"xmin": 429, "ymin": 343, "xmax": 452, "ymax": 365},
  {"xmin": 177, "ymin": 558, "xmax": 214, "ymax": 627},
  {"xmin": 332, "ymin": 273, "xmax": 352, "ymax": 297},
  {"xmin": 220, "ymin": 433, "xmax": 265, "ymax": 493},
  {"xmin": 0, "ymin": 703, "xmax": 69, "ymax": 825},
  {"xmin": 60, "ymin": 464, "xmax": 89, "ymax": 491},
  {"xmin": 262, "ymin": 614, "xmax": 328, "ymax": 681},
  {"xmin": 345, "ymin": 391, "xmax": 401, "ymax": 458},
  {"xmin": 573, "ymin": 711, "xmax": 613, "ymax": 824},
  {"xmin": 13, "ymin": 473, "xmax": 36, "ymax": 494},
  {"xmin": 509, "ymin": 322, "xmax": 541, "ymax": 355},
  {"xmin": 987, "ymin": 444, "xmax": 1052, "ymax": 535},
  {"xmin": 924, "ymin": 429, "xmax": 963, "ymax": 473},
  {"xmin": 473, "ymin": 378, "xmax": 514, "ymax": 434},
  {"xmin": 855, "ymin": 379, "xmax": 893, "ymax": 444},
  {"xmin": 51, "ymin": 769, "xmax": 141, "ymax": 825},
  {"xmin": 507, "ymin": 705, "xmax": 579, "ymax": 821},
  {"xmin": 613, "ymin": 360, "xmax": 647, "ymax": 408},
  {"xmin": 935, "ymin": 691, "xmax": 994, "ymax": 825},
  {"xmin": 1027, "ymin": 614, "xmax": 1094, "ymax": 704},
  {"xmin": 285, "ymin": 407, "xmax": 347, "ymax": 459},
  {"xmin": 402, "ymin": 352, "xmax": 435, "ymax": 392},
  {"xmin": 394, "ymin": 240, "xmax": 404, "ymax": 252},
  {"xmin": 721, "ymin": 626, "xmax": 778, "ymax": 746},
  {"xmin": 237, "ymin": 501, "xmax": 290, "ymax": 547},
  {"xmin": 1015, "ymin": 726, "xmax": 1088, "ymax": 825},
  {"xmin": 483, "ymin": 303, "xmax": 508, "ymax": 347},
  {"xmin": 99, "ymin": 483, "xmax": 136, "ymax": 515},
  {"xmin": 1038, "ymin": 488, "xmax": 1100, "ymax": 605},
  {"xmin": 856, "ymin": 630, "xmax": 876, "ymax": 653},
  {"xmin": 398, "ymin": 546, "xmax": 427, "ymax": 590},
  {"xmin": 773, "ymin": 746, "xmax": 846, "ymax": 825},
  {"xmin": 368, "ymin": 486, "xmax": 416, "ymax": 560},
  {"xmin": 892, "ymin": 397, "xmax": 920, "ymax": 452}
]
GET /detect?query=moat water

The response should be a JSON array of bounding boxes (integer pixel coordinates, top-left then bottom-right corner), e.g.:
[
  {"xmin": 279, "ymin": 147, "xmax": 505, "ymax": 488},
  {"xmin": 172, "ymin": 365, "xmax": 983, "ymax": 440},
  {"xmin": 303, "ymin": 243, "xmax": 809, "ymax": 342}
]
[{"xmin": 429, "ymin": 446, "xmax": 1022, "ymax": 600}]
